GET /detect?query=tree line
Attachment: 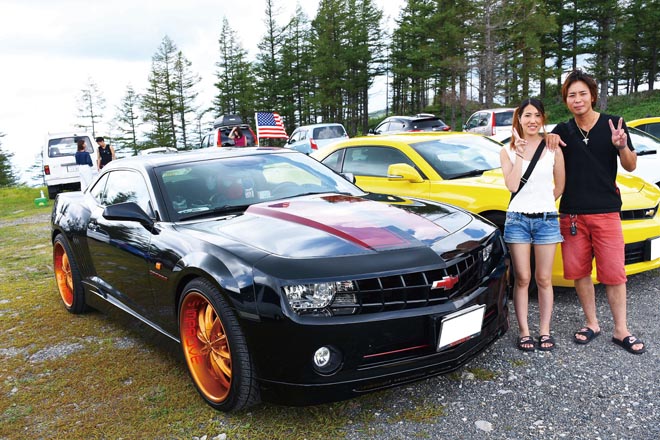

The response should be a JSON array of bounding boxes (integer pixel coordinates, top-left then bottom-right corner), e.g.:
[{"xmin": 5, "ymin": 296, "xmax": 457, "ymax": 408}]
[
  {"xmin": 3, "ymin": 0, "xmax": 656, "ymax": 185},
  {"xmin": 83, "ymin": 0, "xmax": 657, "ymax": 155}
]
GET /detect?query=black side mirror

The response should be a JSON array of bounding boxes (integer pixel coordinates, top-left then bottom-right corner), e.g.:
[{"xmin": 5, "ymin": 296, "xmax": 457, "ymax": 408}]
[{"xmin": 103, "ymin": 202, "xmax": 156, "ymax": 231}]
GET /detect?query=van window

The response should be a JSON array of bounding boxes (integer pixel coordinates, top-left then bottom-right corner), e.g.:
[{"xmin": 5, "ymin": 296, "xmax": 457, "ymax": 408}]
[
  {"xmin": 495, "ymin": 111, "xmax": 514, "ymax": 126},
  {"xmin": 48, "ymin": 136, "xmax": 94, "ymax": 157}
]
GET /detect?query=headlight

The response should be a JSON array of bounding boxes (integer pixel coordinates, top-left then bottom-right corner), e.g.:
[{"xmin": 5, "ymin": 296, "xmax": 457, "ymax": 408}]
[{"xmin": 284, "ymin": 281, "xmax": 355, "ymax": 315}]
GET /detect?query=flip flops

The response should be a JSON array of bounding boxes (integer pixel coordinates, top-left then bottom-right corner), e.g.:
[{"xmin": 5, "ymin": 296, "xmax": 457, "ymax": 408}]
[
  {"xmin": 573, "ymin": 327, "xmax": 601, "ymax": 345},
  {"xmin": 517, "ymin": 336, "xmax": 535, "ymax": 352},
  {"xmin": 538, "ymin": 335, "xmax": 556, "ymax": 351},
  {"xmin": 612, "ymin": 335, "xmax": 646, "ymax": 355}
]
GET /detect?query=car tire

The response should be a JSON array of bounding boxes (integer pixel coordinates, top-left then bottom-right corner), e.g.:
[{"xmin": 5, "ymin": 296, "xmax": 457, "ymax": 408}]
[
  {"xmin": 47, "ymin": 186, "xmax": 59, "ymax": 200},
  {"xmin": 53, "ymin": 235, "xmax": 87, "ymax": 314},
  {"xmin": 178, "ymin": 278, "xmax": 260, "ymax": 412}
]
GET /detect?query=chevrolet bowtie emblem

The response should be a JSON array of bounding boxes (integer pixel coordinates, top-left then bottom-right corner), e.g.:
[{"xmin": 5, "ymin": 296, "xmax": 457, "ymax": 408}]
[{"xmin": 431, "ymin": 275, "xmax": 459, "ymax": 290}]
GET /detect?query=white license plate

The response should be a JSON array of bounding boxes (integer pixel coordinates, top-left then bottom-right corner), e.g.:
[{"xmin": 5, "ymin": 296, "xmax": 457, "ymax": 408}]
[
  {"xmin": 437, "ymin": 304, "xmax": 485, "ymax": 351},
  {"xmin": 67, "ymin": 165, "xmax": 78, "ymax": 172},
  {"xmin": 651, "ymin": 237, "xmax": 660, "ymax": 261}
]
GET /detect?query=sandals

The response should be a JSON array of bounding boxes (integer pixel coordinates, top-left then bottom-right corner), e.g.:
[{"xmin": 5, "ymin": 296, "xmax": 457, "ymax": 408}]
[
  {"xmin": 573, "ymin": 327, "xmax": 601, "ymax": 345},
  {"xmin": 612, "ymin": 335, "xmax": 646, "ymax": 355},
  {"xmin": 538, "ymin": 335, "xmax": 556, "ymax": 351},
  {"xmin": 517, "ymin": 336, "xmax": 535, "ymax": 352}
]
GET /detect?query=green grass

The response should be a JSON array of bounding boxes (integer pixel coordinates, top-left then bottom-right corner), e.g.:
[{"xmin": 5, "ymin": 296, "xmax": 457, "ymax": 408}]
[{"xmin": 0, "ymin": 187, "xmax": 427, "ymax": 439}]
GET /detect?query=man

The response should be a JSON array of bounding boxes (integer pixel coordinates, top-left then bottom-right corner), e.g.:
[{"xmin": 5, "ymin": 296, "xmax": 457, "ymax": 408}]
[
  {"xmin": 96, "ymin": 136, "xmax": 116, "ymax": 170},
  {"xmin": 548, "ymin": 70, "xmax": 645, "ymax": 354}
]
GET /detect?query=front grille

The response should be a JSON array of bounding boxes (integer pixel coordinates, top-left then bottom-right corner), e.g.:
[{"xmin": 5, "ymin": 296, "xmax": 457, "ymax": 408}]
[
  {"xmin": 331, "ymin": 253, "xmax": 482, "ymax": 316},
  {"xmin": 620, "ymin": 204, "xmax": 658, "ymax": 221}
]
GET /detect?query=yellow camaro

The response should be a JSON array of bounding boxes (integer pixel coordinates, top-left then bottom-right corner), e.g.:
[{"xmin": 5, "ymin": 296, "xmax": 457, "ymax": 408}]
[
  {"xmin": 312, "ymin": 132, "xmax": 660, "ymax": 287},
  {"xmin": 628, "ymin": 117, "xmax": 660, "ymax": 140}
]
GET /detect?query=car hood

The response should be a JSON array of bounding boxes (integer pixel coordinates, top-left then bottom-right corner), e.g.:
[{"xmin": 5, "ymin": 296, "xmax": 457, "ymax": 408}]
[
  {"xmin": 476, "ymin": 169, "xmax": 660, "ymax": 209},
  {"xmin": 181, "ymin": 194, "xmax": 474, "ymax": 258}
]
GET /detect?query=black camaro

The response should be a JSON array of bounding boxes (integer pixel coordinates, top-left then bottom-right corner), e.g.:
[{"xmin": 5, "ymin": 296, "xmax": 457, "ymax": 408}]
[{"xmin": 51, "ymin": 147, "xmax": 510, "ymax": 412}]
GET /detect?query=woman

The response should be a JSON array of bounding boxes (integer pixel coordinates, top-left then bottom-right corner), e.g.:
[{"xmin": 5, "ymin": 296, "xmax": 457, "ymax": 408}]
[
  {"xmin": 228, "ymin": 126, "xmax": 247, "ymax": 147},
  {"xmin": 500, "ymin": 98, "xmax": 565, "ymax": 352},
  {"xmin": 75, "ymin": 138, "xmax": 95, "ymax": 190}
]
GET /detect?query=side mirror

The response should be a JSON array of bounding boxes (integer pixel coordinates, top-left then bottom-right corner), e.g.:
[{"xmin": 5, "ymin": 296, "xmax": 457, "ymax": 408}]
[
  {"xmin": 341, "ymin": 172, "xmax": 356, "ymax": 184},
  {"xmin": 368, "ymin": 128, "xmax": 375, "ymax": 135},
  {"xmin": 103, "ymin": 202, "xmax": 155, "ymax": 230},
  {"xmin": 387, "ymin": 163, "xmax": 424, "ymax": 183}
]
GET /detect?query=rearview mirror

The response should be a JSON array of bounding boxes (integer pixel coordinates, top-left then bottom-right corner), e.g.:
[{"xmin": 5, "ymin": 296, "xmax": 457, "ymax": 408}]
[{"xmin": 387, "ymin": 163, "xmax": 424, "ymax": 183}]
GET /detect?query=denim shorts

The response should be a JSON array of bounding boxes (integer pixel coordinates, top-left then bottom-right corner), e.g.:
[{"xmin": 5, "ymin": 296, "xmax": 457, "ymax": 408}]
[{"xmin": 503, "ymin": 212, "xmax": 563, "ymax": 245}]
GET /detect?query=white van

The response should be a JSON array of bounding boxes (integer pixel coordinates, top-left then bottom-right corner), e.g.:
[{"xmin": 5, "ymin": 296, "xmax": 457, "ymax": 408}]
[{"xmin": 43, "ymin": 132, "xmax": 98, "ymax": 199}]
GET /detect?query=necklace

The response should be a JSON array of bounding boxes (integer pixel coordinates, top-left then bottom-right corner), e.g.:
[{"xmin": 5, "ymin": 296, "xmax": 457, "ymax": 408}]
[{"xmin": 576, "ymin": 113, "xmax": 598, "ymax": 145}]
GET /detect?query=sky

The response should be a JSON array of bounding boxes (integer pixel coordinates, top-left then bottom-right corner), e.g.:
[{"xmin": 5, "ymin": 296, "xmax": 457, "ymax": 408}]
[{"xmin": 0, "ymin": 0, "xmax": 405, "ymax": 183}]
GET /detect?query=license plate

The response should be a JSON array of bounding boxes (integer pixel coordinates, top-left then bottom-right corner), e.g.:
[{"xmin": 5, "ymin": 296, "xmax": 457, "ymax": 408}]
[
  {"xmin": 651, "ymin": 237, "xmax": 660, "ymax": 261},
  {"xmin": 437, "ymin": 304, "xmax": 485, "ymax": 351},
  {"xmin": 67, "ymin": 165, "xmax": 78, "ymax": 172}
]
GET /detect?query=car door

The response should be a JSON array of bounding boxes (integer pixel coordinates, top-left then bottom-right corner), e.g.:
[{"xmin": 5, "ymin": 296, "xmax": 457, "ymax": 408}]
[
  {"xmin": 335, "ymin": 146, "xmax": 431, "ymax": 199},
  {"xmin": 86, "ymin": 169, "xmax": 155, "ymax": 317}
]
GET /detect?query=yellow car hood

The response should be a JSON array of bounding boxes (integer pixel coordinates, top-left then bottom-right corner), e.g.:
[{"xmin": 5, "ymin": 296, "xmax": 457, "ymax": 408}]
[{"xmin": 478, "ymin": 169, "xmax": 660, "ymax": 210}]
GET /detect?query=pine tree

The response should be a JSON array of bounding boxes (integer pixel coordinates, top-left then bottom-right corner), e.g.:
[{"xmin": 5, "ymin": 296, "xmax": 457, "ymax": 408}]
[
  {"xmin": 173, "ymin": 51, "xmax": 200, "ymax": 149},
  {"xmin": 114, "ymin": 85, "xmax": 141, "ymax": 155},
  {"xmin": 77, "ymin": 77, "xmax": 106, "ymax": 138},
  {"xmin": 0, "ymin": 133, "xmax": 18, "ymax": 187}
]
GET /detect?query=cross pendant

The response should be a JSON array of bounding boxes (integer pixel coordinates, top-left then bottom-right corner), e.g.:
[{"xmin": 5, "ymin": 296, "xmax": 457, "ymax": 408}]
[{"xmin": 583, "ymin": 138, "xmax": 589, "ymax": 145}]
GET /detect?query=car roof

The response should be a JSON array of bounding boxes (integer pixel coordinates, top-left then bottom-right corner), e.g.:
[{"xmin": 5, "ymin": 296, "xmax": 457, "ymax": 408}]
[
  {"xmin": 103, "ymin": 147, "xmax": 295, "ymax": 171},
  {"xmin": 628, "ymin": 117, "xmax": 660, "ymax": 126},
  {"xmin": 473, "ymin": 108, "xmax": 515, "ymax": 113},
  {"xmin": 296, "ymin": 123, "xmax": 345, "ymax": 129},
  {"xmin": 326, "ymin": 131, "xmax": 489, "ymax": 146}
]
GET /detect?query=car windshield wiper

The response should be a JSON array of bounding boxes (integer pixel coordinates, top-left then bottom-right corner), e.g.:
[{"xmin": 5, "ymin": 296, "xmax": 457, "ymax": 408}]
[
  {"xmin": 179, "ymin": 205, "xmax": 249, "ymax": 221},
  {"xmin": 636, "ymin": 149, "xmax": 656, "ymax": 156},
  {"xmin": 447, "ymin": 168, "xmax": 494, "ymax": 179}
]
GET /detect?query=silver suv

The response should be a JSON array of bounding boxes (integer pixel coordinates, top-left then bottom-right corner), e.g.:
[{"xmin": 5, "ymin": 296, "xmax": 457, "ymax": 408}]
[{"xmin": 463, "ymin": 108, "xmax": 515, "ymax": 142}]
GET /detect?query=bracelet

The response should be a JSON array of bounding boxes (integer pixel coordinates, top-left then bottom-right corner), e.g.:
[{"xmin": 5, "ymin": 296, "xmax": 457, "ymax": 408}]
[{"xmin": 615, "ymin": 144, "xmax": 626, "ymax": 150}]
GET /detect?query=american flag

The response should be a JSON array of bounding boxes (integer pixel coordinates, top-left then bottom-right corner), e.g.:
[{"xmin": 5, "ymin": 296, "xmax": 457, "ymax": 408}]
[{"xmin": 255, "ymin": 112, "xmax": 288, "ymax": 139}]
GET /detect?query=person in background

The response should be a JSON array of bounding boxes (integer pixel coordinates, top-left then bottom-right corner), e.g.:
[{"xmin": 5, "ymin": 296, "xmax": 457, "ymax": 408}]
[
  {"xmin": 75, "ymin": 138, "xmax": 95, "ymax": 189},
  {"xmin": 96, "ymin": 136, "xmax": 116, "ymax": 169},
  {"xmin": 547, "ymin": 69, "xmax": 645, "ymax": 355},
  {"xmin": 500, "ymin": 98, "xmax": 565, "ymax": 352},
  {"xmin": 228, "ymin": 126, "xmax": 247, "ymax": 147}
]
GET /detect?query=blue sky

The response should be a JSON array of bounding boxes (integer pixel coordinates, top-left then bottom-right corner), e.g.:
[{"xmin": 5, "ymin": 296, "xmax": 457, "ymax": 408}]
[{"xmin": 0, "ymin": 0, "xmax": 403, "ymax": 183}]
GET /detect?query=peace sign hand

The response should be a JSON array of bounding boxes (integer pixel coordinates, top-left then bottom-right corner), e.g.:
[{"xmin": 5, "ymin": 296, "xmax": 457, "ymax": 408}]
[
  {"xmin": 609, "ymin": 118, "xmax": 627, "ymax": 149},
  {"xmin": 511, "ymin": 128, "xmax": 527, "ymax": 154}
]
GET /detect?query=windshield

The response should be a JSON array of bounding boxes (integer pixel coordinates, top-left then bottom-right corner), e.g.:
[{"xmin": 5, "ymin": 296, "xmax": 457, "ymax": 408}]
[
  {"xmin": 629, "ymin": 129, "xmax": 658, "ymax": 154},
  {"xmin": 411, "ymin": 135, "xmax": 502, "ymax": 179},
  {"xmin": 156, "ymin": 152, "xmax": 363, "ymax": 221}
]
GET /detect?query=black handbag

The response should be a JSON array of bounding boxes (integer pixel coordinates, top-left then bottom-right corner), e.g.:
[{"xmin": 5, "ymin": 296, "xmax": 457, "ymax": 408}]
[{"xmin": 509, "ymin": 140, "xmax": 546, "ymax": 203}]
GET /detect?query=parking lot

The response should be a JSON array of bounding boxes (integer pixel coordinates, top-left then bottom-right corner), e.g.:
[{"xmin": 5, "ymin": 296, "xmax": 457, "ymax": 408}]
[{"xmin": 341, "ymin": 268, "xmax": 660, "ymax": 439}]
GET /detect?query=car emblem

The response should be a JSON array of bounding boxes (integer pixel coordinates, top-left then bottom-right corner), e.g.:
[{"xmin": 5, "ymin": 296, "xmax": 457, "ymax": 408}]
[{"xmin": 431, "ymin": 275, "xmax": 459, "ymax": 290}]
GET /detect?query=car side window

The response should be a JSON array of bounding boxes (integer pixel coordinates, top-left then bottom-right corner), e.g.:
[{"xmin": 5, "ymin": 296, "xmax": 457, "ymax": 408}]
[
  {"xmin": 465, "ymin": 115, "xmax": 481, "ymax": 130},
  {"xmin": 375, "ymin": 121, "xmax": 389, "ymax": 134},
  {"xmin": 343, "ymin": 147, "xmax": 413, "ymax": 177},
  {"xmin": 321, "ymin": 149, "xmax": 345, "ymax": 172},
  {"xmin": 100, "ymin": 170, "xmax": 153, "ymax": 216}
]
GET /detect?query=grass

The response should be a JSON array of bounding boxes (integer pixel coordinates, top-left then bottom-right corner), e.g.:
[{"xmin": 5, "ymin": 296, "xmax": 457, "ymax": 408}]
[{"xmin": 0, "ymin": 186, "xmax": 452, "ymax": 439}]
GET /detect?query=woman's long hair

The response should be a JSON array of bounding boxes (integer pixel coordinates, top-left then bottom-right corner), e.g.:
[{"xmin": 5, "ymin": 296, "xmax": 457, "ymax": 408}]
[{"xmin": 509, "ymin": 98, "xmax": 547, "ymax": 150}]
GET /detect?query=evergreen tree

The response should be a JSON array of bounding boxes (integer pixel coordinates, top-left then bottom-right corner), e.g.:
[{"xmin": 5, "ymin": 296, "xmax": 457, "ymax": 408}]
[
  {"xmin": 0, "ymin": 133, "xmax": 18, "ymax": 187},
  {"xmin": 142, "ymin": 61, "xmax": 173, "ymax": 149},
  {"xmin": 254, "ymin": 0, "xmax": 285, "ymax": 116},
  {"xmin": 114, "ymin": 84, "xmax": 141, "ymax": 155},
  {"xmin": 173, "ymin": 51, "xmax": 201, "ymax": 149},
  {"xmin": 279, "ymin": 6, "xmax": 314, "ymax": 129},
  {"xmin": 212, "ymin": 18, "xmax": 257, "ymax": 124},
  {"xmin": 77, "ymin": 77, "xmax": 105, "ymax": 137}
]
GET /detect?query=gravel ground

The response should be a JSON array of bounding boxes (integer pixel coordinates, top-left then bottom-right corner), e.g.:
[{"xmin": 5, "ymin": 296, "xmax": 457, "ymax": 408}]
[{"xmin": 342, "ymin": 268, "xmax": 660, "ymax": 440}]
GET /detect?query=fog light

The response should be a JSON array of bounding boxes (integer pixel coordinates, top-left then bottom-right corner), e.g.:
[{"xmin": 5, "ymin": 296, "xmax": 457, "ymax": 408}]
[
  {"xmin": 314, "ymin": 347, "xmax": 331, "ymax": 368},
  {"xmin": 312, "ymin": 345, "xmax": 342, "ymax": 375}
]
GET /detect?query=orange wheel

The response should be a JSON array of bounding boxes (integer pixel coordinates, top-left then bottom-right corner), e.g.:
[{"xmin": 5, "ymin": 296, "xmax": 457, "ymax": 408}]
[
  {"xmin": 179, "ymin": 279, "xmax": 259, "ymax": 411},
  {"xmin": 53, "ymin": 235, "xmax": 86, "ymax": 314}
]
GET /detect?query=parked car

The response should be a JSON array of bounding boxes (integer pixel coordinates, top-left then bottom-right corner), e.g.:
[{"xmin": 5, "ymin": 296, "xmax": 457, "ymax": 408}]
[
  {"xmin": 198, "ymin": 114, "xmax": 257, "ymax": 149},
  {"xmin": 311, "ymin": 132, "xmax": 660, "ymax": 287},
  {"xmin": 138, "ymin": 147, "xmax": 178, "ymax": 155},
  {"xmin": 501, "ymin": 125, "xmax": 660, "ymax": 187},
  {"xmin": 285, "ymin": 123, "xmax": 348, "ymax": 154},
  {"xmin": 628, "ymin": 117, "xmax": 660, "ymax": 139},
  {"xmin": 369, "ymin": 114, "xmax": 451, "ymax": 135},
  {"xmin": 51, "ymin": 147, "xmax": 510, "ymax": 412},
  {"xmin": 463, "ymin": 108, "xmax": 515, "ymax": 142},
  {"xmin": 43, "ymin": 132, "xmax": 98, "ymax": 199}
]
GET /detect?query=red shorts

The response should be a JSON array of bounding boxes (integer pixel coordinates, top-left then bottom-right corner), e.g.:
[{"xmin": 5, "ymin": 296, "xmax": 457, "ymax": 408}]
[{"xmin": 559, "ymin": 212, "xmax": 627, "ymax": 285}]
